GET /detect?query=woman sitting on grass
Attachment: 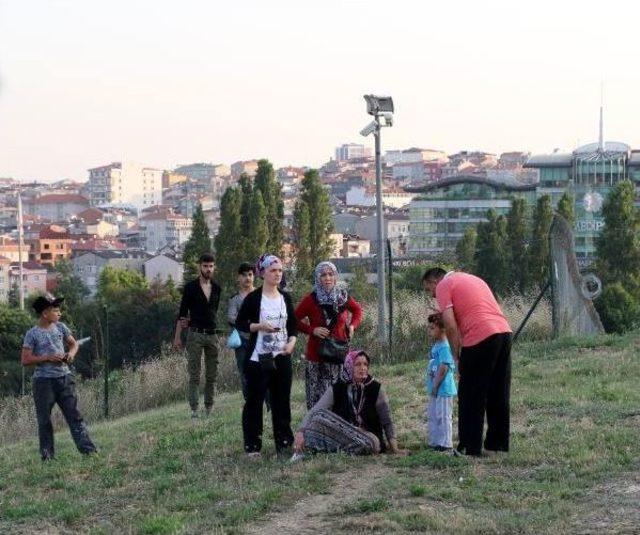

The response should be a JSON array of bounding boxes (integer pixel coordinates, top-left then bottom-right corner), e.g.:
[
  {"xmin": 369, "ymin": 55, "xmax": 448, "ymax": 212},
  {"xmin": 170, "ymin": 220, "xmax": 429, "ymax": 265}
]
[{"xmin": 292, "ymin": 349, "xmax": 408, "ymax": 457}]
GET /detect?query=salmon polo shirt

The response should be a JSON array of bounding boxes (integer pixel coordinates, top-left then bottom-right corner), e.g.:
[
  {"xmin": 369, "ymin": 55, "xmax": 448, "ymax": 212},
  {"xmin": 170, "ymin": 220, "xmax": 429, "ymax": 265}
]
[{"xmin": 435, "ymin": 272, "xmax": 512, "ymax": 348}]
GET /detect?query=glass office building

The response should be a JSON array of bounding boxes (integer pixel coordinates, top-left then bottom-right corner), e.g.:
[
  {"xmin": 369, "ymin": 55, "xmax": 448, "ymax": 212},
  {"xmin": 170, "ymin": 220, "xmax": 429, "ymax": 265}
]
[
  {"xmin": 408, "ymin": 176, "xmax": 536, "ymax": 254},
  {"xmin": 525, "ymin": 142, "xmax": 640, "ymax": 267}
]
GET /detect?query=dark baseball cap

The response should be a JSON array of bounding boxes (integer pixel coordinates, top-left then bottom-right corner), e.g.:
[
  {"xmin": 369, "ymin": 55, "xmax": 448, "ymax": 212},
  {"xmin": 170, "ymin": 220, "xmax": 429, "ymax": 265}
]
[{"xmin": 32, "ymin": 293, "xmax": 64, "ymax": 314}]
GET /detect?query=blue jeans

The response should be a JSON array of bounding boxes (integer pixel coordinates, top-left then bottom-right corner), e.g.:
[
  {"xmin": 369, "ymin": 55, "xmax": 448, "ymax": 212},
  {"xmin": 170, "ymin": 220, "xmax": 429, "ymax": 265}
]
[{"xmin": 33, "ymin": 375, "xmax": 97, "ymax": 460}]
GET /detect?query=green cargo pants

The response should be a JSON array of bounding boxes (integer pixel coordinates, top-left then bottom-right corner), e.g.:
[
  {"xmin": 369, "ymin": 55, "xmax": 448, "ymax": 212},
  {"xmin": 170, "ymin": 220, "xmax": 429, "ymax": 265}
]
[{"xmin": 186, "ymin": 331, "xmax": 219, "ymax": 411}]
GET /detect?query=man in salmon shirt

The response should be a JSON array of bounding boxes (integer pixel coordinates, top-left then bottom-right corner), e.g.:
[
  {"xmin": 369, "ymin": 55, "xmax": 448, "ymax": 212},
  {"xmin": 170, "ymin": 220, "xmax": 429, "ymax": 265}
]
[{"xmin": 422, "ymin": 267, "xmax": 512, "ymax": 457}]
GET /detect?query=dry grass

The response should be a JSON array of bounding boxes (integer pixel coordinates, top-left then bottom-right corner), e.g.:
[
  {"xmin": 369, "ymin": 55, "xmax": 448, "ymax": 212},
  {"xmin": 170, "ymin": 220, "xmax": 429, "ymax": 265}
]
[
  {"xmin": 0, "ymin": 292, "xmax": 551, "ymax": 448},
  {"xmin": 0, "ymin": 344, "xmax": 242, "ymax": 447}
]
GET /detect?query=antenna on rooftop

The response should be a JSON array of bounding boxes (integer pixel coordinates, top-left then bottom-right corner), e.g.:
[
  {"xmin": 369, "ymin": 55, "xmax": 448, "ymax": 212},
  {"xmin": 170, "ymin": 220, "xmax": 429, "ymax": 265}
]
[{"xmin": 598, "ymin": 82, "xmax": 604, "ymax": 151}]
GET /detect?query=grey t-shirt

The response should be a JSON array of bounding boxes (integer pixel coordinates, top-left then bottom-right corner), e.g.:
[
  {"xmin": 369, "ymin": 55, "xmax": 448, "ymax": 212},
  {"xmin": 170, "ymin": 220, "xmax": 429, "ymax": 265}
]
[
  {"xmin": 227, "ymin": 292, "xmax": 251, "ymax": 339},
  {"xmin": 23, "ymin": 322, "xmax": 72, "ymax": 379}
]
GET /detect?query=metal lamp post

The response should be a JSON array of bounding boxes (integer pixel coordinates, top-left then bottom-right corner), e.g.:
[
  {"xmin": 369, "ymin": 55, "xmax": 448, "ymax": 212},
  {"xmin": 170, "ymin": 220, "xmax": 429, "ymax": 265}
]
[{"xmin": 360, "ymin": 95, "xmax": 394, "ymax": 343}]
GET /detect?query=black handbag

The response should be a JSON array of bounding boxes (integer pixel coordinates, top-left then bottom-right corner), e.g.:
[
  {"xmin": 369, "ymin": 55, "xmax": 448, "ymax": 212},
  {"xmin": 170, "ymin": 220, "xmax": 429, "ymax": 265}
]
[{"xmin": 317, "ymin": 303, "xmax": 350, "ymax": 365}]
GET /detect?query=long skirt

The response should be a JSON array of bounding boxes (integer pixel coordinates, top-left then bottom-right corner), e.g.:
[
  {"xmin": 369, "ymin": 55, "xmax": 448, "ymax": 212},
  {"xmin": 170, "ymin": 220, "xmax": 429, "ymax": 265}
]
[
  {"xmin": 305, "ymin": 360, "xmax": 341, "ymax": 410},
  {"xmin": 301, "ymin": 408, "xmax": 380, "ymax": 455}
]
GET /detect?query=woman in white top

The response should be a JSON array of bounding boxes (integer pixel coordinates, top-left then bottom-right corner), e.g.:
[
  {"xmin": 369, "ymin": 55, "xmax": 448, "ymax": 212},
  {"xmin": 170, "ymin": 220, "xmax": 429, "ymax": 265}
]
[{"xmin": 235, "ymin": 254, "xmax": 298, "ymax": 458}]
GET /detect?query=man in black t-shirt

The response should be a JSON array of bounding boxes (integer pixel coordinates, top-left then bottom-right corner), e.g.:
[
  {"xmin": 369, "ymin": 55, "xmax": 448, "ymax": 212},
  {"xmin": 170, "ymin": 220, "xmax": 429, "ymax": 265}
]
[{"xmin": 173, "ymin": 253, "xmax": 221, "ymax": 418}]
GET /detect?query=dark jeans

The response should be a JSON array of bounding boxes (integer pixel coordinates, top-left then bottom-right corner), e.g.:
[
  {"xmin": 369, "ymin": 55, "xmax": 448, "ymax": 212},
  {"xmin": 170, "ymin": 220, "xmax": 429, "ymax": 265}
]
[
  {"xmin": 457, "ymin": 332, "xmax": 512, "ymax": 456},
  {"xmin": 33, "ymin": 375, "xmax": 97, "ymax": 460},
  {"xmin": 242, "ymin": 355, "xmax": 293, "ymax": 453},
  {"xmin": 234, "ymin": 339, "xmax": 250, "ymax": 401}
]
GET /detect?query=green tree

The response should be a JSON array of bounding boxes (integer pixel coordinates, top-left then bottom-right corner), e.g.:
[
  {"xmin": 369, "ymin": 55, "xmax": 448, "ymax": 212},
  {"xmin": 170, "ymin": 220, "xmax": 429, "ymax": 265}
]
[
  {"xmin": 528, "ymin": 195, "xmax": 553, "ymax": 290},
  {"xmin": 245, "ymin": 189, "xmax": 269, "ymax": 262},
  {"xmin": 293, "ymin": 169, "xmax": 335, "ymax": 283},
  {"xmin": 455, "ymin": 226, "xmax": 477, "ymax": 273},
  {"xmin": 54, "ymin": 260, "xmax": 90, "ymax": 327},
  {"xmin": 214, "ymin": 186, "xmax": 244, "ymax": 289},
  {"xmin": 474, "ymin": 210, "xmax": 509, "ymax": 295},
  {"xmin": 349, "ymin": 264, "xmax": 376, "ymax": 302},
  {"xmin": 595, "ymin": 180, "xmax": 640, "ymax": 285},
  {"xmin": 594, "ymin": 181, "xmax": 640, "ymax": 332},
  {"xmin": 97, "ymin": 266, "xmax": 149, "ymax": 303},
  {"xmin": 556, "ymin": 192, "xmax": 575, "ymax": 226},
  {"xmin": 292, "ymin": 200, "xmax": 312, "ymax": 282},
  {"xmin": 506, "ymin": 197, "xmax": 529, "ymax": 293},
  {"xmin": 182, "ymin": 203, "xmax": 212, "ymax": 283},
  {"xmin": 596, "ymin": 283, "xmax": 640, "ymax": 333},
  {"xmin": 0, "ymin": 304, "xmax": 34, "ymax": 395},
  {"xmin": 253, "ymin": 159, "xmax": 284, "ymax": 255}
]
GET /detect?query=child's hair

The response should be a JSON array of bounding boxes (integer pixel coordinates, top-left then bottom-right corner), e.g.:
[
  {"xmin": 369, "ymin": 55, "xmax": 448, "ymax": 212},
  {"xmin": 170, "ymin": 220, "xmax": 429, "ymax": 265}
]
[
  {"xmin": 427, "ymin": 312, "xmax": 444, "ymax": 328},
  {"xmin": 237, "ymin": 262, "xmax": 254, "ymax": 275}
]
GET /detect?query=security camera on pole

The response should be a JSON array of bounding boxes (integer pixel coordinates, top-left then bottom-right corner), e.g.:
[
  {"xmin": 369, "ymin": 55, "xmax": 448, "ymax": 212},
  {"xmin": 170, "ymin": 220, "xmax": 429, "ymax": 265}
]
[{"xmin": 360, "ymin": 94, "xmax": 394, "ymax": 343}]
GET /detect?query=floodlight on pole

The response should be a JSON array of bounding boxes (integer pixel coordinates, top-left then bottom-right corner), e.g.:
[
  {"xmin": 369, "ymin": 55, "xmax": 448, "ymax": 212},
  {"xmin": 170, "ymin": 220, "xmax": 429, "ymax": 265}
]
[{"xmin": 360, "ymin": 94, "xmax": 394, "ymax": 344}]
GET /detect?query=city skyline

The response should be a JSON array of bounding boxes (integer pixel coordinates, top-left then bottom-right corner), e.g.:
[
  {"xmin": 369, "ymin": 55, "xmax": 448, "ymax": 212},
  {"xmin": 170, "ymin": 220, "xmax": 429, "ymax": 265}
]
[{"xmin": 1, "ymin": 0, "xmax": 639, "ymax": 182}]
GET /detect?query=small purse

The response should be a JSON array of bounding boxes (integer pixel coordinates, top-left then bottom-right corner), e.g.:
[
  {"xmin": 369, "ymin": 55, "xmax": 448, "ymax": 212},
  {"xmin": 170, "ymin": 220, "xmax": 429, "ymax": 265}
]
[
  {"xmin": 318, "ymin": 337, "xmax": 349, "ymax": 364},
  {"xmin": 317, "ymin": 304, "xmax": 350, "ymax": 365}
]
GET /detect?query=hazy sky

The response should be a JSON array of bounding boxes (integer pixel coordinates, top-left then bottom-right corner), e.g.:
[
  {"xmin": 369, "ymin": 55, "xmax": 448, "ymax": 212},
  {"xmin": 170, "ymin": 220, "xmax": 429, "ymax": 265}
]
[{"xmin": 1, "ymin": 0, "xmax": 639, "ymax": 182}]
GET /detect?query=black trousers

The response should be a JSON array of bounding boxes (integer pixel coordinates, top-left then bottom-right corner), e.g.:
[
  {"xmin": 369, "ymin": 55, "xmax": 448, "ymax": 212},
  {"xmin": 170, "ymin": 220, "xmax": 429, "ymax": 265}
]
[
  {"xmin": 33, "ymin": 375, "xmax": 97, "ymax": 460},
  {"xmin": 242, "ymin": 355, "xmax": 293, "ymax": 453},
  {"xmin": 457, "ymin": 332, "xmax": 512, "ymax": 456}
]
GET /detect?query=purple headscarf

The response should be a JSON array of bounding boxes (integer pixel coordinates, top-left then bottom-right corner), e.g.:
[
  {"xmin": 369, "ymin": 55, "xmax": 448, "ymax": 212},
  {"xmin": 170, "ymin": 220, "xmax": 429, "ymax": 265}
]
[
  {"xmin": 255, "ymin": 253, "xmax": 282, "ymax": 279},
  {"xmin": 340, "ymin": 349, "xmax": 373, "ymax": 385}
]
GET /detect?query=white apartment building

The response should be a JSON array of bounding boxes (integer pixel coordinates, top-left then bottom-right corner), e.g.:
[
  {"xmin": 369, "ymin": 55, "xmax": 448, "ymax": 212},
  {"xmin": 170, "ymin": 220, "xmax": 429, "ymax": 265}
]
[
  {"xmin": 335, "ymin": 144, "xmax": 372, "ymax": 161},
  {"xmin": 385, "ymin": 148, "xmax": 448, "ymax": 165},
  {"xmin": 139, "ymin": 211, "xmax": 193, "ymax": 253},
  {"xmin": 88, "ymin": 162, "xmax": 163, "ymax": 212},
  {"xmin": 345, "ymin": 186, "xmax": 415, "ymax": 209}
]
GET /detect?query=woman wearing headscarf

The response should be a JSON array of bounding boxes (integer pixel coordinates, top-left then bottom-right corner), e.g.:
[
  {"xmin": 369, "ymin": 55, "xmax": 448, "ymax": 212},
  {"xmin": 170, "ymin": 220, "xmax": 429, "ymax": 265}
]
[
  {"xmin": 295, "ymin": 261, "xmax": 363, "ymax": 409},
  {"xmin": 236, "ymin": 254, "xmax": 298, "ymax": 459},
  {"xmin": 292, "ymin": 350, "xmax": 407, "ymax": 456}
]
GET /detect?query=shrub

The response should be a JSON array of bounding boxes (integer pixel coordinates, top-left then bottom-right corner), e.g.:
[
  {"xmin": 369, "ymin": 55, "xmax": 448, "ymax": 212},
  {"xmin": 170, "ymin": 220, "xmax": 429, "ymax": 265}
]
[{"xmin": 595, "ymin": 283, "xmax": 640, "ymax": 334}]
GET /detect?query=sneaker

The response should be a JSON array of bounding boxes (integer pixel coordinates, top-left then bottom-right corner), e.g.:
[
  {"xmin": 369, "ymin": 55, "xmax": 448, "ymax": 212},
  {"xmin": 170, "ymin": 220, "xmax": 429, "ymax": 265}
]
[
  {"xmin": 452, "ymin": 448, "xmax": 466, "ymax": 457},
  {"xmin": 289, "ymin": 452, "xmax": 306, "ymax": 464},
  {"xmin": 191, "ymin": 409, "xmax": 199, "ymax": 419},
  {"xmin": 204, "ymin": 407, "xmax": 212, "ymax": 417},
  {"xmin": 246, "ymin": 452, "xmax": 262, "ymax": 461}
]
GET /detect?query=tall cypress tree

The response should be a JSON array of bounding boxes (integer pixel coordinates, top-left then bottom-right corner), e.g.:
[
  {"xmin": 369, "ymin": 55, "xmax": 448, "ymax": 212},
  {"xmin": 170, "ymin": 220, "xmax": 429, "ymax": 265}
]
[
  {"xmin": 455, "ymin": 226, "xmax": 477, "ymax": 273},
  {"xmin": 528, "ymin": 194, "xmax": 553, "ymax": 290},
  {"xmin": 214, "ymin": 186, "xmax": 243, "ymax": 290},
  {"xmin": 595, "ymin": 180, "xmax": 640, "ymax": 285},
  {"xmin": 506, "ymin": 197, "xmax": 529, "ymax": 293},
  {"xmin": 557, "ymin": 192, "xmax": 575, "ymax": 226},
  {"xmin": 474, "ymin": 210, "xmax": 509, "ymax": 295},
  {"xmin": 293, "ymin": 169, "xmax": 335, "ymax": 283},
  {"xmin": 293, "ymin": 200, "xmax": 312, "ymax": 282},
  {"xmin": 245, "ymin": 190, "xmax": 269, "ymax": 262},
  {"xmin": 182, "ymin": 203, "xmax": 212, "ymax": 283},
  {"xmin": 254, "ymin": 159, "xmax": 284, "ymax": 255}
]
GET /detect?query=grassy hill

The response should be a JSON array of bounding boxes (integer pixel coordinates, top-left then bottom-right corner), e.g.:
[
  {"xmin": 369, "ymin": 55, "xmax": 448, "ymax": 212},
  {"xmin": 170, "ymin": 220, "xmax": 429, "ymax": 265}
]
[{"xmin": 1, "ymin": 333, "xmax": 639, "ymax": 534}]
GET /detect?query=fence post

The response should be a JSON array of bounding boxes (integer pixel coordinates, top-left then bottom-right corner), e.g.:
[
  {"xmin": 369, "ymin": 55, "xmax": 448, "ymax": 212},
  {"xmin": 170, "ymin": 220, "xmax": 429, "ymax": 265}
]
[
  {"xmin": 387, "ymin": 238, "xmax": 393, "ymax": 357},
  {"xmin": 103, "ymin": 304, "xmax": 110, "ymax": 418}
]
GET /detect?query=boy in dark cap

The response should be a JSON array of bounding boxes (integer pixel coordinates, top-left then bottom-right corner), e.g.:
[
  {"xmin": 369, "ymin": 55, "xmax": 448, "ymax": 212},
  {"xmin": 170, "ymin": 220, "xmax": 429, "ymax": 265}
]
[{"xmin": 21, "ymin": 293, "xmax": 97, "ymax": 460}]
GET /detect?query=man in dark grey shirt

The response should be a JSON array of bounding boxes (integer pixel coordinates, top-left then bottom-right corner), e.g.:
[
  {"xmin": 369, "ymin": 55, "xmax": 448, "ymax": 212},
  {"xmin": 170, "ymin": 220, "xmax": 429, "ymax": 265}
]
[{"xmin": 227, "ymin": 262, "xmax": 255, "ymax": 400}]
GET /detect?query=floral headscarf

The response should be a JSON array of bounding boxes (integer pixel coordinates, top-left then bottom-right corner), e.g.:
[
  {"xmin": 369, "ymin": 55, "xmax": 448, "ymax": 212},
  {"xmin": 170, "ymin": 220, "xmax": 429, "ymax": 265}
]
[
  {"xmin": 340, "ymin": 349, "xmax": 373, "ymax": 385},
  {"xmin": 314, "ymin": 261, "xmax": 348, "ymax": 309},
  {"xmin": 255, "ymin": 253, "xmax": 282, "ymax": 279}
]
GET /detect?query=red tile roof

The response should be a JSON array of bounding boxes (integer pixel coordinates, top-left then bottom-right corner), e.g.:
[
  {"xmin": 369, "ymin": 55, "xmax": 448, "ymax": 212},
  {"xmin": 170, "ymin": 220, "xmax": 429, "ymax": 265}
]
[{"xmin": 30, "ymin": 194, "xmax": 89, "ymax": 205}]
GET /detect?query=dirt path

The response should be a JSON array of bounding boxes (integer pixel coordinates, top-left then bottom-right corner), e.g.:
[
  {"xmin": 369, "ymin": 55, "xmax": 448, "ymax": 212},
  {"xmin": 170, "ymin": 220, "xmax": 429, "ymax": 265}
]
[{"xmin": 244, "ymin": 460, "xmax": 394, "ymax": 535}]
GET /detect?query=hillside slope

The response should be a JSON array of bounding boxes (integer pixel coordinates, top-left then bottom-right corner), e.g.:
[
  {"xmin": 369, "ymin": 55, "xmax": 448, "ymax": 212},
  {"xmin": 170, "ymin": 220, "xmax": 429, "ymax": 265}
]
[{"xmin": 1, "ymin": 333, "xmax": 639, "ymax": 534}]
